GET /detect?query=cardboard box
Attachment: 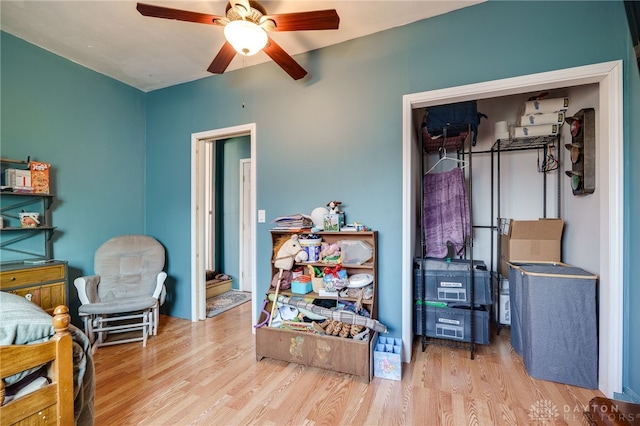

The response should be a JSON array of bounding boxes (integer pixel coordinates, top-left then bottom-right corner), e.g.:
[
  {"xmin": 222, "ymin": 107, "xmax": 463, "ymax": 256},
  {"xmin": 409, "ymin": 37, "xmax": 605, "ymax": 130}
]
[
  {"xmin": 30, "ymin": 161, "xmax": 51, "ymax": 194},
  {"xmin": 499, "ymin": 218, "xmax": 564, "ymax": 276}
]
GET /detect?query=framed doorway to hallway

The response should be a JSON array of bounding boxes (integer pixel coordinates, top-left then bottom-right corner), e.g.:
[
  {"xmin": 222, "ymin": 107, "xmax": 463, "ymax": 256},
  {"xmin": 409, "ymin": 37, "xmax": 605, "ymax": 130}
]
[{"xmin": 191, "ymin": 124, "xmax": 258, "ymax": 329}]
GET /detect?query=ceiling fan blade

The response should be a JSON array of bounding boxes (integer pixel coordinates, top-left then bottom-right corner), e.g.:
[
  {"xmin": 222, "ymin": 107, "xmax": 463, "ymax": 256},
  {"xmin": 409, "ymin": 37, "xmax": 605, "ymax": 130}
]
[
  {"xmin": 268, "ymin": 10, "xmax": 340, "ymax": 32},
  {"xmin": 207, "ymin": 42, "xmax": 237, "ymax": 74},
  {"xmin": 262, "ymin": 36, "xmax": 307, "ymax": 80},
  {"xmin": 136, "ymin": 3, "xmax": 223, "ymax": 25}
]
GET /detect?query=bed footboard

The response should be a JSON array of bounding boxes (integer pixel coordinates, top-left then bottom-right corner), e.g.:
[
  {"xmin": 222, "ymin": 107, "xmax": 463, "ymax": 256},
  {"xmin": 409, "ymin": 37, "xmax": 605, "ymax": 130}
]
[{"xmin": 0, "ymin": 305, "xmax": 74, "ymax": 425}]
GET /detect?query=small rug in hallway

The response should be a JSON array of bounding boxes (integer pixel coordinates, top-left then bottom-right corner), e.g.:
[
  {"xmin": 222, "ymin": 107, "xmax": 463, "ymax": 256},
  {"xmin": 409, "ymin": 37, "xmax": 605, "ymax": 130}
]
[{"xmin": 207, "ymin": 291, "xmax": 251, "ymax": 318}]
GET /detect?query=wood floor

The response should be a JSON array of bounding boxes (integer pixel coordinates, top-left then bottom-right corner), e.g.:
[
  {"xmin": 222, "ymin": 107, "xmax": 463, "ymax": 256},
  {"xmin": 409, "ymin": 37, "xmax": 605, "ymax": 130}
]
[{"xmin": 92, "ymin": 302, "xmax": 602, "ymax": 425}]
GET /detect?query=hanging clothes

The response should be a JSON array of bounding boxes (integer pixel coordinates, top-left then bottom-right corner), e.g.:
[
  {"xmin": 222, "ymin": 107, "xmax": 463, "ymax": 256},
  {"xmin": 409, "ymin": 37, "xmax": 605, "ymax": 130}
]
[{"xmin": 423, "ymin": 167, "xmax": 471, "ymax": 258}]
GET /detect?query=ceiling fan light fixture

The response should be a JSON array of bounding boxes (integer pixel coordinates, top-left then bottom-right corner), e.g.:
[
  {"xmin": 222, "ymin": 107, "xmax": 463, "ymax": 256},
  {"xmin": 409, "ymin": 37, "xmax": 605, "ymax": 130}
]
[
  {"xmin": 224, "ymin": 20, "xmax": 267, "ymax": 56},
  {"xmin": 137, "ymin": 2, "xmax": 339, "ymax": 79}
]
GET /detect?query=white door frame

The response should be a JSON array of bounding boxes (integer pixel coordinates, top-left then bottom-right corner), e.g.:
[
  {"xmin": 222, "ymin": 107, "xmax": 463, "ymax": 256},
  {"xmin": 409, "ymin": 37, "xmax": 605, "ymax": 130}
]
[
  {"xmin": 191, "ymin": 123, "xmax": 257, "ymax": 328},
  {"xmin": 239, "ymin": 158, "xmax": 252, "ymax": 292},
  {"xmin": 402, "ymin": 61, "xmax": 623, "ymax": 398}
]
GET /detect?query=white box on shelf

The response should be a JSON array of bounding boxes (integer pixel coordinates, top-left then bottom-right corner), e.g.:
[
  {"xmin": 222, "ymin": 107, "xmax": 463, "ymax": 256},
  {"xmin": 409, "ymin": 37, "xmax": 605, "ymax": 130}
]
[
  {"xmin": 4, "ymin": 168, "xmax": 31, "ymax": 187},
  {"xmin": 520, "ymin": 112, "xmax": 565, "ymax": 126},
  {"xmin": 513, "ymin": 124, "xmax": 560, "ymax": 138},
  {"xmin": 323, "ymin": 214, "xmax": 340, "ymax": 231},
  {"xmin": 523, "ymin": 97, "xmax": 569, "ymax": 114},
  {"xmin": 498, "ymin": 293, "xmax": 511, "ymax": 325},
  {"xmin": 318, "ymin": 289, "xmax": 338, "ymax": 297}
]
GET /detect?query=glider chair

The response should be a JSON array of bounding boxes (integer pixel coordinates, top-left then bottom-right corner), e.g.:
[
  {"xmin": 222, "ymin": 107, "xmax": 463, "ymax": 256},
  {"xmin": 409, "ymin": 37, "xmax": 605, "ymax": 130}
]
[{"xmin": 74, "ymin": 235, "xmax": 167, "ymax": 349}]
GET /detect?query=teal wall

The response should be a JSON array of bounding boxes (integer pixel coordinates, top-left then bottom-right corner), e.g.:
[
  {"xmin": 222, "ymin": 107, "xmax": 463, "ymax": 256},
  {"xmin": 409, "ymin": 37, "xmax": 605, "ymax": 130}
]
[
  {"xmin": 1, "ymin": 1, "xmax": 639, "ymax": 401},
  {"xmin": 1, "ymin": 32, "xmax": 147, "ymax": 320}
]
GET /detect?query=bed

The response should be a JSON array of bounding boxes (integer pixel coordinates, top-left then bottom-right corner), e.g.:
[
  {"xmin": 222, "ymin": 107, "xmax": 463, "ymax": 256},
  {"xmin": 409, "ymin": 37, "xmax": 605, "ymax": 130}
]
[{"xmin": 0, "ymin": 291, "xmax": 95, "ymax": 425}]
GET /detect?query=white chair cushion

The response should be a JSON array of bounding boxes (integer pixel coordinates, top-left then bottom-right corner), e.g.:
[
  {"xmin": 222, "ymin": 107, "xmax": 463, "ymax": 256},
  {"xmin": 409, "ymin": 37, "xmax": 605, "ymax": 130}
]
[
  {"xmin": 94, "ymin": 235, "xmax": 165, "ymax": 302},
  {"xmin": 78, "ymin": 296, "xmax": 157, "ymax": 315}
]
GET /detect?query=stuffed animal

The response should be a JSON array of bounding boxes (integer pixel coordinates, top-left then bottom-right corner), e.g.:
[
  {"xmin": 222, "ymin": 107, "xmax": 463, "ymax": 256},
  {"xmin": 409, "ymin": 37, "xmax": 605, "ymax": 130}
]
[
  {"xmin": 269, "ymin": 234, "xmax": 307, "ymax": 326},
  {"xmin": 320, "ymin": 242, "xmax": 341, "ymax": 262},
  {"xmin": 327, "ymin": 200, "xmax": 342, "ymax": 214}
]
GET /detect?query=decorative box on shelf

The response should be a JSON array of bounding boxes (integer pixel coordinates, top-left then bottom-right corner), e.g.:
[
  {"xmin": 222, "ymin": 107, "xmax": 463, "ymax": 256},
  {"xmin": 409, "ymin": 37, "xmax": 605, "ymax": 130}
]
[{"xmin": 323, "ymin": 213, "xmax": 344, "ymax": 231}]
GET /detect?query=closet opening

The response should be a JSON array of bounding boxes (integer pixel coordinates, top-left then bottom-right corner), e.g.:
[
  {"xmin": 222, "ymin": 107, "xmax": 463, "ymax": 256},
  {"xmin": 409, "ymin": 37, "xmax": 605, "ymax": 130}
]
[{"xmin": 402, "ymin": 61, "xmax": 623, "ymax": 398}]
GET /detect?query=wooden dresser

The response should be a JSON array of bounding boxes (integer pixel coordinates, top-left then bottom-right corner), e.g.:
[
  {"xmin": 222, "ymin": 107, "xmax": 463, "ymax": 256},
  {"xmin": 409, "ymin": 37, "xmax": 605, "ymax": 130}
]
[{"xmin": 0, "ymin": 261, "xmax": 68, "ymax": 314}]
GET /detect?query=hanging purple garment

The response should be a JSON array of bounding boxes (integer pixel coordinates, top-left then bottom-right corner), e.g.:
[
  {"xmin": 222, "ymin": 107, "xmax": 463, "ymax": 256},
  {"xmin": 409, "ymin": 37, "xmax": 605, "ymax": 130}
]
[{"xmin": 423, "ymin": 167, "xmax": 471, "ymax": 258}]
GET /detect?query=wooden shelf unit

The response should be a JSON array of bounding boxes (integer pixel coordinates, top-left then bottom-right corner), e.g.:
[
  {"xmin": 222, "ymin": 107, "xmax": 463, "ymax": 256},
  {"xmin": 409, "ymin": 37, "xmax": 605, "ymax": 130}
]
[
  {"xmin": 1, "ymin": 158, "xmax": 67, "ymax": 313},
  {"xmin": 0, "ymin": 192, "xmax": 57, "ymax": 261},
  {"xmin": 255, "ymin": 229, "xmax": 378, "ymax": 382}
]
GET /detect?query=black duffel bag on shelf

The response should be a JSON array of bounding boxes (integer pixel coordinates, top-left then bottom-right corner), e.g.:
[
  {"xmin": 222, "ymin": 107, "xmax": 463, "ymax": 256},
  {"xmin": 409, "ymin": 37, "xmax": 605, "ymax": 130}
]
[{"xmin": 423, "ymin": 100, "xmax": 487, "ymax": 146}]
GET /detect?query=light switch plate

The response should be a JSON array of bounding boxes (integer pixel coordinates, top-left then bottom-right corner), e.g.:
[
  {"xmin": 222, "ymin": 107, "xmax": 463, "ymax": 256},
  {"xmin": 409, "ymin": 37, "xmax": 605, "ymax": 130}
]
[{"xmin": 258, "ymin": 210, "xmax": 266, "ymax": 223}]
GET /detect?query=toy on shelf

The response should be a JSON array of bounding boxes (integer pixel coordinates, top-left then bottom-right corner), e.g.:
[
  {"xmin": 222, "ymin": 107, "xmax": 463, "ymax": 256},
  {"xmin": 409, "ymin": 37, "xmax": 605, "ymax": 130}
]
[
  {"xmin": 269, "ymin": 235, "xmax": 308, "ymax": 326},
  {"xmin": 327, "ymin": 200, "xmax": 342, "ymax": 214},
  {"xmin": 324, "ymin": 201, "xmax": 345, "ymax": 231},
  {"xmin": 320, "ymin": 242, "xmax": 341, "ymax": 263}
]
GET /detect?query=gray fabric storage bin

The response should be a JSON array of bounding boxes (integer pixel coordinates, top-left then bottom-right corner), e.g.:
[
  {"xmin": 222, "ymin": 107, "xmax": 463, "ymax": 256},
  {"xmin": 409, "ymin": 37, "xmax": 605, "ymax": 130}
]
[
  {"xmin": 414, "ymin": 302, "xmax": 490, "ymax": 344},
  {"xmin": 413, "ymin": 257, "xmax": 491, "ymax": 305},
  {"xmin": 514, "ymin": 263, "xmax": 598, "ymax": 389},
  {"xmin": 508, "ymin": 264, "xmax": 524, "ymax": 354}
]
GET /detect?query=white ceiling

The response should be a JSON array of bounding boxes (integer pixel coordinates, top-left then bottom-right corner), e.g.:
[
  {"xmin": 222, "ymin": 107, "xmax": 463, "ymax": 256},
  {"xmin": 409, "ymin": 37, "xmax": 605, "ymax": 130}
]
[{"xmin": 1, "ymin": 1, "xmax": 483, "ymax": 92}]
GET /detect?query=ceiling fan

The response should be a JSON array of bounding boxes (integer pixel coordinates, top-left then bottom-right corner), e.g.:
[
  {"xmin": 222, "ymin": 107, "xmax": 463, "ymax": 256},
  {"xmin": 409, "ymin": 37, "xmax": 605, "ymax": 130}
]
[{"xmin": 136, "ymin": 1, "xmax": 340, "ymax": 80}]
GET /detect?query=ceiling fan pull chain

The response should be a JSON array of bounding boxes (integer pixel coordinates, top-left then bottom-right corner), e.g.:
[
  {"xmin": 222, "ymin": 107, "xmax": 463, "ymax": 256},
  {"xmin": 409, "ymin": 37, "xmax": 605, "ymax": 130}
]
[{"xmin": 242, "ymin": 57, "xmax": 246, "ymax": 109}]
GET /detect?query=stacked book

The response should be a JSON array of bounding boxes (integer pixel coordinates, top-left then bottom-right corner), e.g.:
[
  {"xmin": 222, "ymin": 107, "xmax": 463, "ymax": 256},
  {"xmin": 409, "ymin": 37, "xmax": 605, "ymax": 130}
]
[
  {"xmin": 272, "ymin": 214, "xmax": 313, "ymax": 230},
  {"xmin": 512, "ymin": 97, "xmax": 568, "ymax": 138}
]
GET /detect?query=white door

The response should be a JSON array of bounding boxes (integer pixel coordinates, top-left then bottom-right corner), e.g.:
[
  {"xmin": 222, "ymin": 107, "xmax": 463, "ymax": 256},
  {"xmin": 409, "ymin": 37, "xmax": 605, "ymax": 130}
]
[{"xmin": 239, "ymin": 159, "xmax": 252, "ymax": 292}]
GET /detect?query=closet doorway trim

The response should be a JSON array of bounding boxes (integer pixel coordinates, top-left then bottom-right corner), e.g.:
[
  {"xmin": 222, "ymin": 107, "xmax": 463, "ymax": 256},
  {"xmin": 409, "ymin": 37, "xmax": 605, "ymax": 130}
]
[{"xmin": 402, "ymin": 60, "xmax": 623, "ymax": 398}]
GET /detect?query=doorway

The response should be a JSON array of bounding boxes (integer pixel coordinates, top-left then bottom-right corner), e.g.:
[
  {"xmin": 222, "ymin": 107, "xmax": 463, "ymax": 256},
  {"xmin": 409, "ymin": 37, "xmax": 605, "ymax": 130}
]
[
  {"xmin": 401, "ymin": 61, "xmax": 623, "ymax": 398},
  {"xmin": 191, "ymin": 124, "xmax": 258, "ymax": 328}
]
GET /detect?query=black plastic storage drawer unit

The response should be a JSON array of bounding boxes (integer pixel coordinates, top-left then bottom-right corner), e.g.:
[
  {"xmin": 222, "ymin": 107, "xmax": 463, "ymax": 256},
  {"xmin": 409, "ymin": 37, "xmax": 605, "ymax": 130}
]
[
  {"xmin": 414, "ymin": 303, "xmax": 490, "ymax": 345},
  {"xmin": 414, "ymin": 258, "xmax": 492, "ymax": 305}
]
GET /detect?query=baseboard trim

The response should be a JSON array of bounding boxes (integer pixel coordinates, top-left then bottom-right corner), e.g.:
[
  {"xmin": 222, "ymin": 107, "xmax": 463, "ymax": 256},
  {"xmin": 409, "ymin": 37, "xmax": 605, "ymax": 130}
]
[{"xmin": 615, "ymin": 387, "xmax": 640, "ymax": 403}]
